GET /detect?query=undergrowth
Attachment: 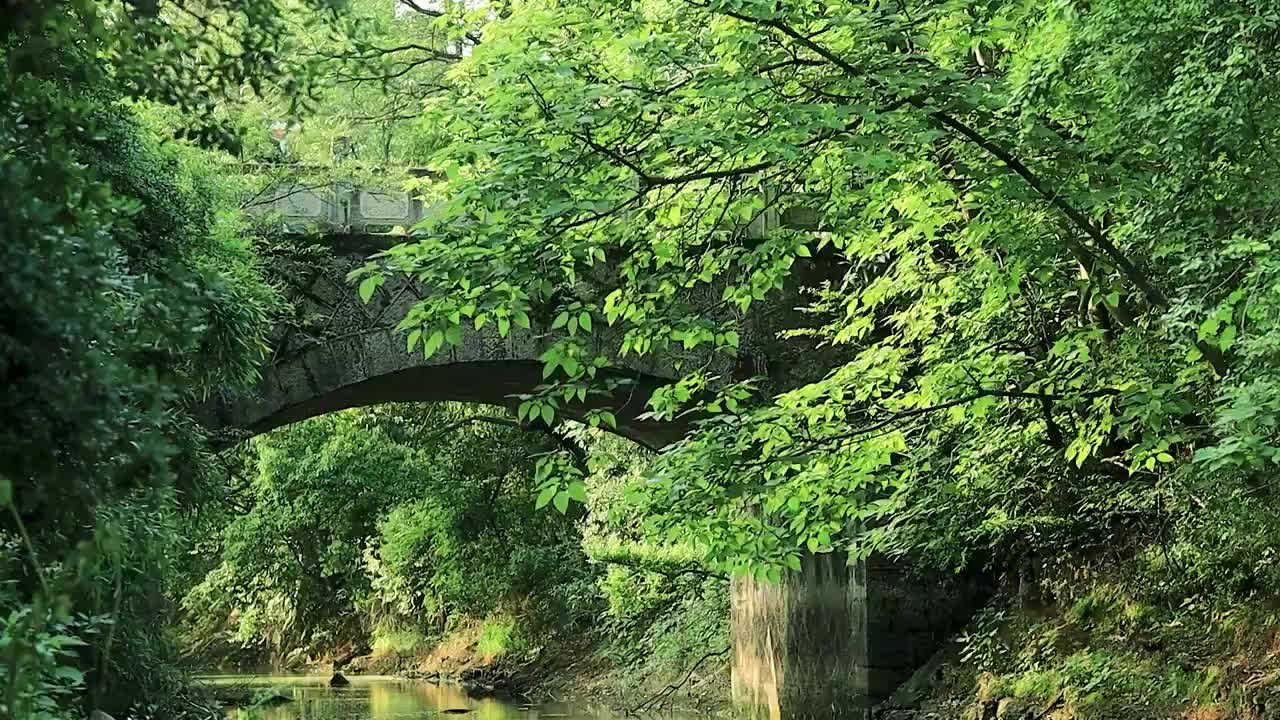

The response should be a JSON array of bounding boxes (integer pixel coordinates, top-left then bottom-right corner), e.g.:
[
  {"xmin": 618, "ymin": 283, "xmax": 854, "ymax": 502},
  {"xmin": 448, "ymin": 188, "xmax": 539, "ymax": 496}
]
[{"xmin": 911, "ymin": 561, "xmax": 1280, "ymax": 720}]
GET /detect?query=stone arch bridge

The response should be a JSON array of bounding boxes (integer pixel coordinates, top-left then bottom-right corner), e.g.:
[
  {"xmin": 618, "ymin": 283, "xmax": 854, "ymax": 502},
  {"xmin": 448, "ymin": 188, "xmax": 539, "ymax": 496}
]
[
  {"xmin": 197, "ymin": 179, "xmax": 987, "ymax": 719},
  {"xmin": 198, "ymin": 237, "xmax": 687, "ymax": 448},
  {"xmin": 202, "ymin": 173, "xmax": 830, "ymax": 448}
]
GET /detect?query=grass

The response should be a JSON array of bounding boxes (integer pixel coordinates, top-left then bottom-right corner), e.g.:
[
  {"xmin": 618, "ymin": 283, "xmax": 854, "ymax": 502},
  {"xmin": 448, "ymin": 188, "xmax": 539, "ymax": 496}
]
[
  {"xmin": 476, "ymin": 617, "xmax": 527, "ymax": 659},
  {"xmin": 372, "ymin": 626, "xmax": 430, "ymax": 656}
]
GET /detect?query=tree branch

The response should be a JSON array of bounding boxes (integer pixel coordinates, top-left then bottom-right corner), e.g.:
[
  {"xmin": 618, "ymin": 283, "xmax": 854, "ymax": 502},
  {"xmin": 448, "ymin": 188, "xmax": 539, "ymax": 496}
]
[
  {"xmin": 423, "ymin": 414, "xmax": 588, "ymax": 467},
  {"xmin": 707, "ymin": 5, "xmax": 1230, "ymax": 375},
  {"xmin": 741, "ymin": 386, "xmax": 1121, "ymax": 467},
  {"xmin": 643, "ymin": 161, "xmax": 774, "ymax": 188}
]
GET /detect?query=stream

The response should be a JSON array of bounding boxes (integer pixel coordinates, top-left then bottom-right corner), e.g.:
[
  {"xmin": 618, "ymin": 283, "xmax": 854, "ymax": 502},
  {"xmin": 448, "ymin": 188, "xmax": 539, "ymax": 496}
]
[{"xmin": 202, "ymin": 674, "xmax": 686, "ymax": 720}]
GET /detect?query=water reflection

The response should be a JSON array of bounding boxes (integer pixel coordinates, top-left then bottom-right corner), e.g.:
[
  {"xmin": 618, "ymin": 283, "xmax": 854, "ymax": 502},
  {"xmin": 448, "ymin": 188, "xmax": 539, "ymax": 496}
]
[{"xmin": 202, "ymin": 675, "xmax": 643, "ymax": 720}]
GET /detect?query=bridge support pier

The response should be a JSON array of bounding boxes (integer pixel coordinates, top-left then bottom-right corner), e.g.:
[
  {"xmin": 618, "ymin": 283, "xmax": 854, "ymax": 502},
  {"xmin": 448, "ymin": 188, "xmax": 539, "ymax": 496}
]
[{"xmin": 731, "ymin": 555, "xmax": 986, "ymax": 720}]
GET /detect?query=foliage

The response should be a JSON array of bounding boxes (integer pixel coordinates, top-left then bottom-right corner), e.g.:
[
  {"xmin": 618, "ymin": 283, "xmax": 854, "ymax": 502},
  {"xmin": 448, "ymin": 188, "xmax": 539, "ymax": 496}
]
[
  {"xmin": 579, "ymin": 446, "xmax": 730, "ymax": 694},
  {"xmin": 1, "ymin": 0, "xmax": 306, "ymax": 715},
  {"xmin": 937, "ymin": 571, "xmax": 1280, "ymax": 719},
  {"xmin": 18, "ymin": 0, "xmax": 1280, "ymax": 712},
  {"xmin": 341, "ymin": 0, "xmax": 1280, "ymax": 594},
  {"xmin": 476, "ymin": 617, "xmax": 528, "ymax": 660},
  {"xmin": 226, "ymin": 0, "xmax": 456, "ymax": 167},
  {"xmin": 185, "ymin": 403, "xmax": 593, "ymax": 657},
  {"xmin": 370, "ymin": 627, "xmax": 430, "ymax": 657},
  {"xmin": 0, "ymin": 601, "xmax": 92, "ymax": 720}
]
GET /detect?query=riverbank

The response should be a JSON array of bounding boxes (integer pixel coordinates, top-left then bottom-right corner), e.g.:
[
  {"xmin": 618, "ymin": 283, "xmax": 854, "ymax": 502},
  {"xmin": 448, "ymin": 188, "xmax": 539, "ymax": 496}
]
[
  {"xmin": 876, "ymin": 566, "xmax": 1280, "ymax": 720},
  {"xmin": 214, "ymin": 580, "xmax": 732, "ymax": 717},
  {"xmin": 325, "ymin": 618, "xmax": 730, "ymax": 714}
]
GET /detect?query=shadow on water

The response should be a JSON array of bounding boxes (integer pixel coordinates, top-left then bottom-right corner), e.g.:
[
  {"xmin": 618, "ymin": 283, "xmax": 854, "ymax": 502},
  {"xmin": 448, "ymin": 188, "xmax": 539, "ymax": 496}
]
[{"xmin": 200, "ymin": 674, "xmax": 681, "ymax": 720}]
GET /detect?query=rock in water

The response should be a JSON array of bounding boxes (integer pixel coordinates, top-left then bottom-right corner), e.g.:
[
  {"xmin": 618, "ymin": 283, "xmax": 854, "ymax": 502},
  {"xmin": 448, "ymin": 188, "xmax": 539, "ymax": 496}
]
[{"xmin": 329, "ymin": 671, "xmax": 351, "ymax": 687}]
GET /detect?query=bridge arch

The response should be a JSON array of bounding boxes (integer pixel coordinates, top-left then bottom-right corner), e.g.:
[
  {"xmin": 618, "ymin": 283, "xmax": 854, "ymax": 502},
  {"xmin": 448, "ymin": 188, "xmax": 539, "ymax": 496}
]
[{"xmin": 197, "ymin": 247, "xmax": 694, "ymax": 448}]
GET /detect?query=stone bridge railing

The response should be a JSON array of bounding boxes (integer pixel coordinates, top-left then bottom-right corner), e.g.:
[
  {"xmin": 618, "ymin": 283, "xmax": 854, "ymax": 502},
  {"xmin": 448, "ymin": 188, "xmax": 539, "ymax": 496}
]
[
  {"xmin": 242, "ymin": 167, "xmax": 823, "ymax": 239},
  {"xmin": 243, "ymin": 168, "xmax": 432, "ymax": 236}
]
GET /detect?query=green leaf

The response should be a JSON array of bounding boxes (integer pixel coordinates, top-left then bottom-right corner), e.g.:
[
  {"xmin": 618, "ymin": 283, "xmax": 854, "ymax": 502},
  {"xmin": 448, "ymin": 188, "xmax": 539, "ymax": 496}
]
[
  {"xmin": 1219, "ymin": 324, "xmax": 1237, "ymax": 351},
  {"xmin": 444, "ymin": 325, "xmax": 463, "ymax": 346},
  {"xmin": 553, "ymin": 490, "xmax": 570, "ymax": 514},
  {"xmin": 579, "ymin": 312, "xmax": 592, "ymax": 333},
  {"xmin": 358, "ymin": 274, "xmax": 384, "ymax": 304},
  {"xmin": 566, "ymin": 481, "xmax": 588, "ymax": 503},
  {"xmin": 1198, "ymin": 317, "xmax": 1220, "ymax": 340},
  {"xmin": 52, "ymin": 666, "xmax": 83, "ymax": 684},
  {"xmin": 542, "ymin": 353, "xmax": 561, "ymax": 379},
  {"xmin": 535, "ymin": 485, "xmax": 557, "ymax": 509},
  {"xmin": 562, "ymin": 356, "xmax": 580, "ymax": 376},
  {"xmin": 541, "ymin": 404, "xmax": 554, "ymax": 424},
  {"xmin": 424, "ymin": 330, "xmax": 445, "ymax": 358},
  {"xmin": 407, "ymin": 329, "xmax": 422, "ymax": 353}
]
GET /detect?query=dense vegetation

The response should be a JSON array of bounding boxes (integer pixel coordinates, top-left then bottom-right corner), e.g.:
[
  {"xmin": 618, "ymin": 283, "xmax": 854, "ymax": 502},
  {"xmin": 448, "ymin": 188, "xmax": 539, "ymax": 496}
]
[
  {"xmin": 358, "ymin": 0, "xmax": 1280, "ymax": 713},
  {"xmin": 0, "ymin": 11, "xmax": 280, "ymax": 720},
  {"xmin": 184, "ymin": 404, "xmax": 590, "ymax": 659},
  {"xmin": 182, "ymin": 405, "xmax": 727, "ymax": 700},
  {"xmin": 10, "ymin": 0, "xmax": 1280, "ymax": 717},
  {"xmin": 366, "ymin": 0, "xmax": 1280, "ymax": 581}
]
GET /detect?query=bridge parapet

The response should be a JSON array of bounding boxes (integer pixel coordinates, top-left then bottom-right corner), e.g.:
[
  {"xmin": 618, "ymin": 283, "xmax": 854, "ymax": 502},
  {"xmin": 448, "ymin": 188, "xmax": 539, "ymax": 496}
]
[
  {"xmin": 243, "ymin": 166, "xmax": 823, "ymax": 240},
  {"xmin": 247, "ymin": 181, "xmax": 428, "ymax": 236}
]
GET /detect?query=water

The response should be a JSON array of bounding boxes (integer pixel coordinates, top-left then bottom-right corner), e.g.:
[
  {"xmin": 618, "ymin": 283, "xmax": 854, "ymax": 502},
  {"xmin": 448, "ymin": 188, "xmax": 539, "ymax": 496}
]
[{"xmin": 202, "ymin": 674, "xmax": 659, "ymax": 720}]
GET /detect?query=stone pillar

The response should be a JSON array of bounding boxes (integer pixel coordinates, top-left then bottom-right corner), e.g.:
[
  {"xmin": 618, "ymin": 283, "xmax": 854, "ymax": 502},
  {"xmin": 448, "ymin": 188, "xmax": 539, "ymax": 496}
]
[
  {"xmin": 731, "ymin": 555, "xmax": 988, "ymax": 720},
  {"xmin": 731, "ymin": 553, "xmax": 870, "ymax": 720}
]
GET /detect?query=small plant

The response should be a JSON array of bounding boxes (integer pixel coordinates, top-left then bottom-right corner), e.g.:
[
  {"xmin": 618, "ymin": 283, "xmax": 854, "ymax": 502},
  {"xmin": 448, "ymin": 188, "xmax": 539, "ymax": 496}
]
[
  {"xmin": 0, "ymin": 607, "xmax": 92, "ymax": 720},
  {"xmin": 1066, "ymin": 590, "xmax": 1114, "ymax": 626},
  {"xmin": 957, "ymin": 607, "xmax": 1011, "ymax": 670}
]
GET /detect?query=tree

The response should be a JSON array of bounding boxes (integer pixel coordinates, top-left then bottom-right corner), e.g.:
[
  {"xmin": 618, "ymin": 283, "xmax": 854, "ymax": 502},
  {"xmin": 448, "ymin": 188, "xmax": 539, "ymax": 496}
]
[
  {"xmin": 361, "ymin": 0, "xmax": 1280, "ymax": 586},
  {"xmin": 1, "ymin": 1, "xmax": 339, "ymax": 716}
]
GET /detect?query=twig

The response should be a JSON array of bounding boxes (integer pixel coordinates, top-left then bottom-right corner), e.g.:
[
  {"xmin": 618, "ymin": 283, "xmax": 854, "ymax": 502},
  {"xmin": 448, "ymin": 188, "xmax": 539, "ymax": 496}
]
[{"xmin": 626, "ymin": 647, "xmax": 730, "ymax": 715}]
